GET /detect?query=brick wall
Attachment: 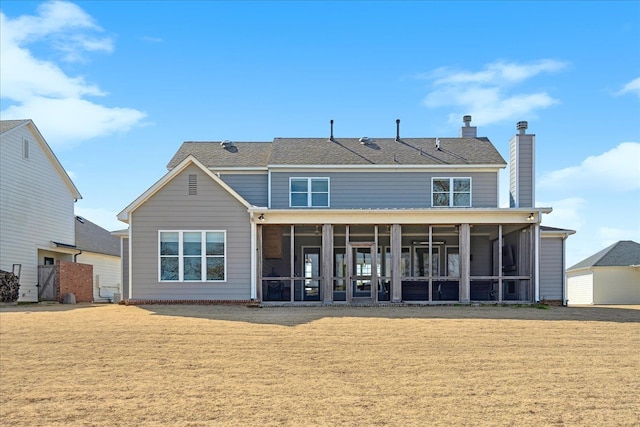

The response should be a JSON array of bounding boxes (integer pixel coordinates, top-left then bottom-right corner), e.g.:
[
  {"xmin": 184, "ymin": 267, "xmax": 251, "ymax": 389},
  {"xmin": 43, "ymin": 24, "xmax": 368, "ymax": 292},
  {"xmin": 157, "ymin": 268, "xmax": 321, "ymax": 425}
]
[{"xmin": 57, "ymin": 261, "xmax": 93, "ymax": 303}]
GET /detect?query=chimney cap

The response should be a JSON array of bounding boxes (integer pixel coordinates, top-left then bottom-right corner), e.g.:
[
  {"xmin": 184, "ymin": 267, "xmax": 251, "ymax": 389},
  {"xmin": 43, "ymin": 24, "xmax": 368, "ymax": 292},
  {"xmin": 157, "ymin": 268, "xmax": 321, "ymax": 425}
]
[
  {"xmin": 463, "ymin": 115, "xmax": 472, "ymax": 126},
  {"xmin": 517, "ymin": 121, "xmax": 528, "ymax": 130}
]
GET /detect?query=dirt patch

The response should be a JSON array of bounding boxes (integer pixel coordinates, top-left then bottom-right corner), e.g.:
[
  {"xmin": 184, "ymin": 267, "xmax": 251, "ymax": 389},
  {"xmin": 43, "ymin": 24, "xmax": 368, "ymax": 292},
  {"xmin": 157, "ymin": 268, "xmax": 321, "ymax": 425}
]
[{"xmin": 1, "ymin": 304, "xmax": 638, "ymax": 426}]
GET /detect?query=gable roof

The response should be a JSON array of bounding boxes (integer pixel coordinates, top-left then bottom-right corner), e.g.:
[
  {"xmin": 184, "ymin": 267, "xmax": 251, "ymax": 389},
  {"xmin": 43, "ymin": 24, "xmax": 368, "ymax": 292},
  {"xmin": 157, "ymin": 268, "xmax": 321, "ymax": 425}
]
[
  {"xmin": 0, "ymin": 119, "xmax": 82, "ymax": 200},
  {"xmin": 118, "ymin": 154, "xmax": 253, "ymax": 223},
  {"xmin": 166, "ymin": 136, "xmax": 506, "ymax": 170},
  {"xmin": 167, "ymin": 141, "xmax": 272, "ymax": 169},
  {"xmin": 0, "ymin": 119, "xmax": 30, "ymax": 134},
  {"xmin": 75, "ymin": 216, "xmax": 121, "ymax": 257},
  {"xmin": 568, "ymin": 240, "xmax": 640, "ymax": 270}
]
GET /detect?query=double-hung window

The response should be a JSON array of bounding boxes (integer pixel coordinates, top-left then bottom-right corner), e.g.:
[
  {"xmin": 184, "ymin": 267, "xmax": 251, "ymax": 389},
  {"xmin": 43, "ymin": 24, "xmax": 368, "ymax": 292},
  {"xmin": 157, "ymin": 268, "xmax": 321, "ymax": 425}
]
[
  {"xmin": 159, "ymin": 231, "xmax": 226, "ymax": 282},
  {"xmin": 290, "ymin": 177, "xmax": 329, "ymax": 207},
  {"xmin": 432, "ymin": 177, "xmax": 471, "ymax": 207}
]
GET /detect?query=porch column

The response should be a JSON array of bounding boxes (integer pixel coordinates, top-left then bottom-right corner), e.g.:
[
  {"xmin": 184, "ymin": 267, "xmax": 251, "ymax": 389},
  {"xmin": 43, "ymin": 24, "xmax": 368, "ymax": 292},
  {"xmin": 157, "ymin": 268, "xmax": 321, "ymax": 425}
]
[
  {"xmin": 391, "ymin": 224, "xmax": 402, "ymax": 303},
  {"xmin": 256, "ymin": 224, "xmax": 263, "ymax": 301},
  {"xmin": 459, "ymin": 223, "xmax": 471, "ymax": 303},
  {"xmin": 322, "ymin": 224, "xmax": 333, "ymax": 304}
]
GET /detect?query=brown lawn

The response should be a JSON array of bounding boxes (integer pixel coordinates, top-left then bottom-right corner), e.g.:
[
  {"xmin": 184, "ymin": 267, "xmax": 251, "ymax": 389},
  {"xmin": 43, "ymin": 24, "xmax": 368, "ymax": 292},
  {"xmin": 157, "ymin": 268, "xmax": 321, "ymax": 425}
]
[{"xmin": 0, "ymin": 304, "xmax": 639, "ymax": 426}]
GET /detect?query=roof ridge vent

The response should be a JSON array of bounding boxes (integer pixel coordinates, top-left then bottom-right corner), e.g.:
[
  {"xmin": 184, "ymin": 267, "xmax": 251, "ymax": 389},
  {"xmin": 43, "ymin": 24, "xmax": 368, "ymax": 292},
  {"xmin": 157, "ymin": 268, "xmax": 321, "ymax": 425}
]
[
  {"xmin": 359, "ymin": 136, "xmax": 370, "ymax": 145},
  {"xmin": 220, "ymin": 140, "xmax": 234, "ymax": 148}
]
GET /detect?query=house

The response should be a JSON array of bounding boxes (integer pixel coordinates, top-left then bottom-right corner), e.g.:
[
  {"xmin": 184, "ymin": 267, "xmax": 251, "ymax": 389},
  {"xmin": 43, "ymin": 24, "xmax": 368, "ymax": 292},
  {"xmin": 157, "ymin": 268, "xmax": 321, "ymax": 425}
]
[
  {"xmin": 0, "ymin": 119, "xmax": 82, "ymax": 302},
  {"xmin": 566, "ymin": 240, "xmax": 640, "ymax": 305},
  {"xmin": 74, "ymin": 216, "xmax": 122, "ymax": 302},
  {"xmin": 117, "ymin": 116, "xmax": 574, "ymax": 305}
]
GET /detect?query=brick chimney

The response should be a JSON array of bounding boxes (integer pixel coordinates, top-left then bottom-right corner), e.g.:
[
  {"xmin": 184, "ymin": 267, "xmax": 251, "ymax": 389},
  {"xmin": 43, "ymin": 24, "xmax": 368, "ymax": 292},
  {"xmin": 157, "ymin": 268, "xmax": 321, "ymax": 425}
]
[
  {"xmin": 459, "ymin": 115, "xmax": 477, "ymax": 138},
  {"xmin": 509, "ymin": 121, "xmax": 535, "ymax": 208}
]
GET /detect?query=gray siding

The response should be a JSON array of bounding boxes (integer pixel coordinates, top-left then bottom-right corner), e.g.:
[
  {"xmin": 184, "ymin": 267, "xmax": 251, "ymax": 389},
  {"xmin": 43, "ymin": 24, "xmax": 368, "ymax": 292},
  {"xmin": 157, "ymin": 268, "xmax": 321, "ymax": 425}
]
[
  {"xmin": 540, "ymin": 237, "xmax": 564, "ymax": 301},
  {"xmin": 270, "ymin": 171, "xmax": 498, "ymax": 209},
  {"xmin": 509, "ymin": 134, "xmax": 534, "ymax": 208},
  {"xmin": 130, "ymin": 164, "xmax": 251, "ymax": 300},
  {"xmin": 220, "ymin": 173, "xmax": 268, "ymax": 207}
]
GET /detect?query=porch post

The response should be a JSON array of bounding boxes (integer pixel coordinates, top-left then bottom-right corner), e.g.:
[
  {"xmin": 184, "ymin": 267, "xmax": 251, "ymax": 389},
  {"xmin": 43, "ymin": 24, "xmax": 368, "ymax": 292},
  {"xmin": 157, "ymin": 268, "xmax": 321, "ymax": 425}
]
[
  {"xmin": 256, "ymin": 224, "xmax": 263, "ymax": 301},
  {"xmin": 391, "ymin": 224, "xmax": 402, "ymax": 303},
  {"xmin": 459, "ymin": 223, "xmax": 471, "ymax": 303},
  {"xmin": 534, "ymin": 223, "xmax": 540, "ymax": 302},
  {"xmin": 322, "ymin": 224, "xmax": 333, "ymax": 304}
]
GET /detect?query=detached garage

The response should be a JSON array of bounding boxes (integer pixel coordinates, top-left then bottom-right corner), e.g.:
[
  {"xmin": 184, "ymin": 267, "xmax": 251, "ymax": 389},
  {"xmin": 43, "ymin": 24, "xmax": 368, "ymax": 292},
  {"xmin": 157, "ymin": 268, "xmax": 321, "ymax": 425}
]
[{"xmin": 567, "ymin": 240, "xmax": 640, "ymax": 305}]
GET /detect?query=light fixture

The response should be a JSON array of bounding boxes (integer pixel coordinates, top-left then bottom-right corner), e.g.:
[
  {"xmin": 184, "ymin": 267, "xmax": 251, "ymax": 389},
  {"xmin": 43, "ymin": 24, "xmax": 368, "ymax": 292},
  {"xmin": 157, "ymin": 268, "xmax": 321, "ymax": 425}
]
[
  {"xmin": 258, "ymin": 214, "xmax": 265, "ymax": 221},
  {"xmin": 527, "ymin": 213, "xmax": 535, "ymax": 221}
]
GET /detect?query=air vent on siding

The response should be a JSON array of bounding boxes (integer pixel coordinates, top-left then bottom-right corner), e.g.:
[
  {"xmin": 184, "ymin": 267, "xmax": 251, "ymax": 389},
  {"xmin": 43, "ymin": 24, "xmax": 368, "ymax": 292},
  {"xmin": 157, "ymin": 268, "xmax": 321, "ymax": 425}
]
[
  {"xmin": 188, "ymin": 174, "xmax": 197, "ymax": 195},
  {"xmin": 22, "ymin": 138, "xmax": 29, "ymax": 159}
]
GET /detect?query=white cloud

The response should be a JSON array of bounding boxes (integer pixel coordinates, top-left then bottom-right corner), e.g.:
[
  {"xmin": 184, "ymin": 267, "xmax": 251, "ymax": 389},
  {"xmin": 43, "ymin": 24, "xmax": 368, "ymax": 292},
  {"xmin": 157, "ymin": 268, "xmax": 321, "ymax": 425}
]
[
  {"xmin": 538, "ymin": 142, "xmax": 640, "ymax": 193},
  {"xmin": 420, "ymin": 59, "xmax": 568, "ymax": 125},
  {"xmin": 615, "ymin": 76, "xmax": 640, "ymax": 97},
  {"xmin": 0, "ymin": 1, "xmax": 146, "ymax": 148},
  {"xmin": 539, "ymin": 197, "xmax": 586, "ymax": 230}
]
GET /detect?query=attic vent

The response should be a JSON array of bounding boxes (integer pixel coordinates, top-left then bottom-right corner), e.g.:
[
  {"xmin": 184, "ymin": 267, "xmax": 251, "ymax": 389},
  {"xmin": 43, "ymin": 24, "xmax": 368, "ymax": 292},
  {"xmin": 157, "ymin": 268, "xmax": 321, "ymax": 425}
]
[
  {"xmin": 359, "ymin": 136, "xmax": 370, "ymax": 145},
  {"xmin": 220, "ymin": 140, "xmax": 234, "ymax": 148},
  {"xmin": 22, "ymin": 138, "xmax": 29, "ymax": 159},
  {"xmin": 188, "ymin": 174, "xmax": 197, "ymax": 195}
]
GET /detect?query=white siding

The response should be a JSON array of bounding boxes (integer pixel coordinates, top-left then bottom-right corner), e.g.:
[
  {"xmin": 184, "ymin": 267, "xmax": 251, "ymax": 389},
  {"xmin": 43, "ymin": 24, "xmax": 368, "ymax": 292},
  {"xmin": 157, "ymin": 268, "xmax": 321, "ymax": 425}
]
[
  {"xmin": 76, "ymin": 252, "xmax": 121, "ymax": 301},
  {"xmin": 592, "ymin": 267, "xmax": 640, "ymax": 304},
  {"xmin": 567, "ymin": 271, "xmax": 593, "ymax": 305},
  {"xmin": 0, "ymin": 125, "xmax": 77, "ymax": 302}
]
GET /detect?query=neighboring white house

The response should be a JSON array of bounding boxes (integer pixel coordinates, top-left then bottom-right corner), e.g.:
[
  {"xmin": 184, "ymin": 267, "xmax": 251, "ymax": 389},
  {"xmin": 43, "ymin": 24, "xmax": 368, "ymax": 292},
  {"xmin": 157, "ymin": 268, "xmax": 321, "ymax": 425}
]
[
  {"xmin": 75, "ymin": 216, "xmax": 122, "ymax": 302},
  {"xmin": 567, "ymin": 240, "xmax": 640, "ymax": 305},
  {"xmin": 0, "ymin": 119, "xmax": 82, "ymax": 302}
]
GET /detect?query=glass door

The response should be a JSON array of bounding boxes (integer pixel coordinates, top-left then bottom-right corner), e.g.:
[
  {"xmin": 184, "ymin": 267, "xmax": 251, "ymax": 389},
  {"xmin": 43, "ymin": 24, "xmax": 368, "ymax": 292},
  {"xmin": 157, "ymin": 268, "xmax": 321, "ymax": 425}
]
[{"xmin": 350, "ymin": 243, "xmax": 376, "ymax": 301}]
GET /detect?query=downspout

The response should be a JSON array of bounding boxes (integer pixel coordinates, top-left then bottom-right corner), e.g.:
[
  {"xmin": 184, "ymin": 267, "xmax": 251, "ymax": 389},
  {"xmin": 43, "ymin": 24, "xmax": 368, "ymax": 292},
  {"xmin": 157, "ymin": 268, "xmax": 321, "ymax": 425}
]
[
  {"xmin": 562, "ymin": 234, "xmax": 568, "ymax": 306},
  {"xmin": 74, "ymin": 249, "xmax": 83, "ymax": 262},
  {"xmin": 534, "ymin": 223, "xmax": 540, "ymax": 302}
]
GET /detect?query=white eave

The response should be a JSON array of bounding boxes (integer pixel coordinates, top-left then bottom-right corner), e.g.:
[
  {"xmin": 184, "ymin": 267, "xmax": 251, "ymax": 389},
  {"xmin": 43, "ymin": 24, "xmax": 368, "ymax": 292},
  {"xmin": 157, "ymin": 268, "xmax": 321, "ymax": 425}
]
[
  {"xmin": 247, "ymin": 207, "xmax": 552, "ymax": 225},
  {"xmin": 118, "ymin": 155, "xmax": 252, "ymax": 223},
  {"xmin": 266, "ymin": 164, "xmax": 506, "ymax": 173}
]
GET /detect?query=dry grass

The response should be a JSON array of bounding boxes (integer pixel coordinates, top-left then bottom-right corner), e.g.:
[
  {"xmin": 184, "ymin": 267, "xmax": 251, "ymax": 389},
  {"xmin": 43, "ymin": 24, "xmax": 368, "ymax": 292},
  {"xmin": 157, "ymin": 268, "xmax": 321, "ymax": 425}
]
[{"xmin": 1, "ymin": 304, "xmax": 639, "ymax": 427}]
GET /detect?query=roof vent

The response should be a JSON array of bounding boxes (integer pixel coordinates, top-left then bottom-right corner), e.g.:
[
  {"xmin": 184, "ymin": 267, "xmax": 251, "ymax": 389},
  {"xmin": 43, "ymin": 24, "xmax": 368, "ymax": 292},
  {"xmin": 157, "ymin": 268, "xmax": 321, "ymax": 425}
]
[
  {"xmin": 517, "ymin": 121, "xmax": 528, "ymax": 134},
  {"xmin": 395, "ymin": 119, "xmax": 401, "ymax": 142},
  {"xmin": 220, "ymin": 140, "xmax": 234, "ymax": 148},
  {"xmin": 359, "ymin": 136, "xmax": 370, "ymax": 145},
  {"xmin": 329, "ymin": 119, "xmax": 335, "ymax": 142},
  {"xmin": 435, "ymin": 138, "xmax": 441, "ymax": 150},
  {"xmin": 75, "ymin": 216, "xmax": 85, "ymax": 224}
]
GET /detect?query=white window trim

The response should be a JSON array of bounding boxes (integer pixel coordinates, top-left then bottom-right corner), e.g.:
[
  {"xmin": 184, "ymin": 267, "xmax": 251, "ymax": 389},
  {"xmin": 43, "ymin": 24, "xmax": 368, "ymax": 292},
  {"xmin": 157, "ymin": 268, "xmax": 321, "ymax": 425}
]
[
  {"xmin": 158, "ymin": 230, "xmax": 227, "ymax": 282},
  {"xmin": 289, "ymin": 177, "xmax": 330, "ymax": 208},
  {"xmin": 431, "ymin": 177, "xmax": 472, "ymax": 207}
]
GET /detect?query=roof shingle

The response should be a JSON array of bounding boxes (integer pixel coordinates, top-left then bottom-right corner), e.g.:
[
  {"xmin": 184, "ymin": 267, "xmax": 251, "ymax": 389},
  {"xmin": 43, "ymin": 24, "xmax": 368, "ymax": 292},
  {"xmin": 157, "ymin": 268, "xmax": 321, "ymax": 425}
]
[
  {"xmin": 166, "ymin": 136, "xmax": 506, "ymax": 169},
  {"xmin": 568, "ymin": 240, "xmax": 640, "ymax": 270}
]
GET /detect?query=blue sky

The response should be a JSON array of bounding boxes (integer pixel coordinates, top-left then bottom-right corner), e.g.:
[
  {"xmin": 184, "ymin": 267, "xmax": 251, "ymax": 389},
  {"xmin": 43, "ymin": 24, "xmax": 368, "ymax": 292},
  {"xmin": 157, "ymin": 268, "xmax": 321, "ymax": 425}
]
[{"xmin": 1, "ymin": 0, "xmax": 639, "ymax": 267}]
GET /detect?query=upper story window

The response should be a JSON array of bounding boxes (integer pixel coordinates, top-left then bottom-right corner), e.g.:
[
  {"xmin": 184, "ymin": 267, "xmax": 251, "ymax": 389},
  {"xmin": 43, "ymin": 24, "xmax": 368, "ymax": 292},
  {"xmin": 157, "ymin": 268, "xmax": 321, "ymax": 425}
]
[
  {"xmin": 290, "ymin": 177, "xmax": 329, "ymax": 207},
  {"xmin": 159, "ymin": 231, "xmax": 226, "ymax": 282},
  {"xmin": 432, "ymin": 177, "xmax": 471, "ymax": 207}
]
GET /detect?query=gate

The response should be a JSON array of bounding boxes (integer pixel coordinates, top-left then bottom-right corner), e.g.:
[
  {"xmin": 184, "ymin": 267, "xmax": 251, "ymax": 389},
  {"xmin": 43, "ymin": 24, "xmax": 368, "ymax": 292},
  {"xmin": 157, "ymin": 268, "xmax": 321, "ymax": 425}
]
[{"xmin": 38, "ymin": 265, "xmax": 57, "ymax": 301}]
